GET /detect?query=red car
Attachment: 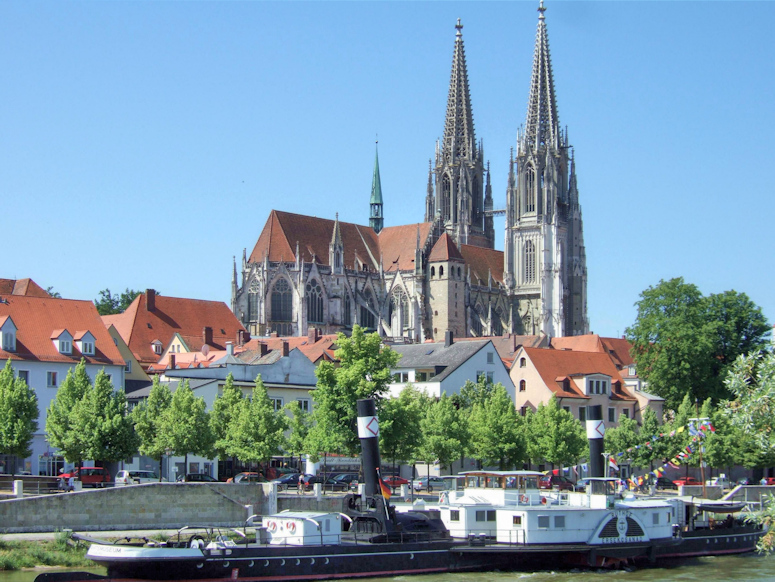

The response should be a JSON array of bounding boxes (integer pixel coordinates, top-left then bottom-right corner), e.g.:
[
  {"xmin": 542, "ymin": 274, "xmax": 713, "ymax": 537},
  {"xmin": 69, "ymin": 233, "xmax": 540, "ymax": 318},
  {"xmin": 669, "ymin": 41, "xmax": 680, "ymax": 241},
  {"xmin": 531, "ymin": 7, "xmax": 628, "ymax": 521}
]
[
  {"xmin": 383, "ymin": 476, "xmax": 409, "ymax": 488},
  {"xmin": 672, "ymin": 476, "xmax": 702, "ymax": 487},
  {"xmin": 539, "ymin": 474, "xmax": 575, "ymax": 491}
]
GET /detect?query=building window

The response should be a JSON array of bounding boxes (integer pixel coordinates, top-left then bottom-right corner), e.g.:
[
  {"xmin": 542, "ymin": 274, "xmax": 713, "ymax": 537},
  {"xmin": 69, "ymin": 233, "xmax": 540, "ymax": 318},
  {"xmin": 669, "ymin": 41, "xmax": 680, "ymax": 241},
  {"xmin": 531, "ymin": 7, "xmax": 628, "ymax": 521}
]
[
  {"xmin": 416, "ymin": 371, "xmax": 428, "ymax": 382},
  {"xmin": 125, "ymin": 361, "xmax": 132, "ymax": 373},
  {"xmin": 602, "ymin": 381, "xmax": 608, "ymax": 395},
  {"xmin": 59, "ymin": 340, "xmax": 71, "ymax": 354},
  {"xmin": 18, "ymin": 370, "xmax": 29, "ymax": 384},
  {"xmin": 270, "ymin": 397, "xmax": 284, "ymax": 412},
  {"xmin": 519, "ymin": 380, "xmax": 526, "ymax": 392},
  {"xmin": 492, "ymin": 309, "xmax": 503, "ymax": 336},
  {"xmin": 523, "ymin": 240, "xmax": 536, "ymax": 284},
  {"xmin": 520, "ymin": 406, "xmax": 527, "ymax": 416},
  {"xmin": 608, "ymin": 408, "xmax": 615, "ymax": 423},
  {"xmin": 81, "ymin": 341, "xmax": 94, "ymax": 355},
  {"xmin": 297, "ymin": 398, "xmax": 311, "ymax": 413},
  {"xmin": 1, "ymin": 332, "xmax": 16, "ymax": 351},
  {"xmin": 343, "ymin": 293, "xmax": 352, "ymax": 326},
  {"xmin": 248, "ymin": 279, "xmax": 260, "ymax": 322},
  {"xmin": 519, "ymin": 358, "xmax": 526, "ymax": 368},
  {"xmin": 441, "ymin": 174, "xmax": 451, "ymax": 219},
  {"xmin": 306, "ymin": 278, "xmax": 324, "ymax": 324},
  {"xmin": 487, "ymin": 352, "xmax": 494, "ymax": 364},
  {"xmin": 525, "ymin": 165, "xmax": 536, "ymax": 213},
  {"xmin": 486, "ymin": 371, "xmax": 494, "ymax": 383},
  {"xmin": 431, "ymin": 266, "xmax": 436, "ymax": 277},
  {"xmin": 622, "ymin": 409, "xmax": 630, "ymax": 419},
  {"xmin": 392, "ymin": 372, "xmax": 409, "ymax": 383},
  {"xmin": 271, "ymin": 278, "xmax": 293, "ymax": 323},
  {"xmin": 47, "ymin": 372, "xmax": 58, "ymax": 388},
  {"xmin": 439, "ymin": 266, "xmax": 444, "ymax": 277},
  {"xmin": 579, "ymin": 407, "xmax": 587, "ymax": 422},
  {"xmin": 360, "ymin": 290, "xmax": 376, "ymax": 330},
  {"xmin": 152, "ymin": 342, "xmax": 162, "ymax": 355},
  {"xmin": 563, "ymin": 405, "xmax": 571, "ymax": 413}
]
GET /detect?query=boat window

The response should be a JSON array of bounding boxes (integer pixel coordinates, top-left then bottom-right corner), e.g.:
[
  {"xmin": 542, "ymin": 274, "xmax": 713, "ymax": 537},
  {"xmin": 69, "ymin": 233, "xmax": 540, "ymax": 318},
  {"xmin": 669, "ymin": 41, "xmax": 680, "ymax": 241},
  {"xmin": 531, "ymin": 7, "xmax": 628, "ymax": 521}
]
[
  {"xmin": 538, "ymin": 516, "xmax": 550, "ymax": 529},
  {"xmin": 554, "ymin": 516, "xmax": 565, "ymax": 528},
  {"xmin": 451, "ymin": 510, "xmax": 460, "ymax": 522},
  {"xmin": 512, "ymin": 515, "xmax": 522, "ymax": 527},
  {"xmin": 653, "ymin": 513, "xmax": 659, "ymax": 525},
  {"xmin": 506, "ymin": 477, "xmax": 517, "ymax": 489}
]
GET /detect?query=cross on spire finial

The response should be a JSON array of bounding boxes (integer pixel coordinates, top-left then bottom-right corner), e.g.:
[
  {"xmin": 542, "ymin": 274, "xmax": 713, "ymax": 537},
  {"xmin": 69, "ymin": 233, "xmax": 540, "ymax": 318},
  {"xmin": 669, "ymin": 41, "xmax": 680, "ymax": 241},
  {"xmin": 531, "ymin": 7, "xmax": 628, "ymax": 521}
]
[
  {"xmin": 456, "ymin": 18, "xmax": 463, "ymax": 37},
  {"xmin": 538, "ymin": 0, "xmax": 546, "ymax": 19}
]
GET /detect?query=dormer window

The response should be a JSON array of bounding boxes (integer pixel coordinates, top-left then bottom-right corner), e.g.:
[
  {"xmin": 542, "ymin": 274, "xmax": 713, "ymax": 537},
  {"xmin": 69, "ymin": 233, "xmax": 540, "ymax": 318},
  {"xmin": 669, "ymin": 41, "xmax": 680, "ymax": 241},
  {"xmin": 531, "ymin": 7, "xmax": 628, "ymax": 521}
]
[
  {"xmin": 51, "ymin": 329, "xmax": 73, "ymax": 355},
  {"xmin": 152, "ymin": 340, "xmax": 163, "ymax": 355},
  {"xmin": 75, "ymin": 331, "xmax": 96, "ymax": 356},
  {"xmin": 0, "ymin": 316, "xmax": 17, "ymax": 352},
  {"xmin": 60, "ymin": 340, "xmax": 72, "ymax": 354}
]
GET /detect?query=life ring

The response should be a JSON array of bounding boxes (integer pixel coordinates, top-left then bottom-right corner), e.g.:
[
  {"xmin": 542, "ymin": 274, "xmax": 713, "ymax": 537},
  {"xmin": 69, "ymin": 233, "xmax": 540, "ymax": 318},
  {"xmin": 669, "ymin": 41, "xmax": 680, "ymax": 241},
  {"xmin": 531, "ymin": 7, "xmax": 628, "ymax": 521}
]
[
  {"xmin": 266, "ymin": 520, "xmax": 277, "ymax": 533},
  {"xmin": 520, "ymin": 494, "xmax": 529, "ymax": 504},
  {"xmin": 287, "ymin": 521, "xmax": 297, "ymax": 534},
  {"xmin": 540, "ymin": 497, "xmax": 547, "ymax": 505}
]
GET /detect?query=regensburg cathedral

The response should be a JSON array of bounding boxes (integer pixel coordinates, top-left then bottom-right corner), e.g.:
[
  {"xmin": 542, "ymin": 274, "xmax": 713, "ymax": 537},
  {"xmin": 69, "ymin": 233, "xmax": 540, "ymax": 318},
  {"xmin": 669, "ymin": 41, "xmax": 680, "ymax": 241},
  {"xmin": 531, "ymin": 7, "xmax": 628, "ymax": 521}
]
[{"xmin": 232, "ymin": 5, "xmax": 588, "ymax": 342}]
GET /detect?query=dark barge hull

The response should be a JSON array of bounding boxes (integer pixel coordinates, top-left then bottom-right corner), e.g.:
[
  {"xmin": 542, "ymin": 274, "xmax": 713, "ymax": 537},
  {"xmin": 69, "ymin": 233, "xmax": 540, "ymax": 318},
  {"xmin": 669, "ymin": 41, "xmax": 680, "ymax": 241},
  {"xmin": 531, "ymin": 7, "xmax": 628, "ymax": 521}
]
[{"xmin": 651, "ymin": 526, "xmax": 764, "ymax": 560}]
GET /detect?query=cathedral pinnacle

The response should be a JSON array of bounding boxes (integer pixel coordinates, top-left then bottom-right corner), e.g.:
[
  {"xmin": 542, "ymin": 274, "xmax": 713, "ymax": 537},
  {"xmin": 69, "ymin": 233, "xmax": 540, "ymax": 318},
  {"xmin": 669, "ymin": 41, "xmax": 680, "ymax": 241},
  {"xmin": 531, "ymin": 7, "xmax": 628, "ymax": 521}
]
[
  {"xmin": 369, "ymin": 142, "xmax": 384, "ymax": 233},
  {"xmin": 442, "ymin": 18, "xmax": 476, "ymax": 162}
]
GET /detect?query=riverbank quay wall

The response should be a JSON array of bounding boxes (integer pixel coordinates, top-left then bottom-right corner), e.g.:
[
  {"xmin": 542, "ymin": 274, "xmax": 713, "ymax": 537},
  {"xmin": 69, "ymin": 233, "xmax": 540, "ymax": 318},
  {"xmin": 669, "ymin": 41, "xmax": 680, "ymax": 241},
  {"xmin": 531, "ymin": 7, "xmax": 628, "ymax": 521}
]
[{"xmin": 0, "ymin": 483, "xmax": 279, "ymax": 534}]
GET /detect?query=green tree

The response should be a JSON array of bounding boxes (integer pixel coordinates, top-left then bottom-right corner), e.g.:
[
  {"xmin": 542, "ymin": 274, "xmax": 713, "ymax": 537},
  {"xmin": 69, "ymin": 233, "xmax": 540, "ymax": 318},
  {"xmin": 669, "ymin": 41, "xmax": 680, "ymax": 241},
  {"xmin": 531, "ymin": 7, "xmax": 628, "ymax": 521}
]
[
  {"xmin": 468, "ymin": 384, "xmax": 526, "ymax": 470},
  {"xmin": 131, "ymin": 377, "xmax": 173, "ymax": 476},
  {"xmin": 94, "ymin": 288, "xmax": 142, "ymax": 315},
  {"xmin": 81, "ymin": 371, "xmax": 139, "ymax": 463},
  {"xmin": 528, "ymin": 396, "xmax": 587, "ymax": 469},
  {"xmin": 626, "ymin": 278, "xmax": 769, "ymax": 411},
  {"xmin": 166, "ymin": 380, "xmax": 213, "ymax": 468},
  {"xmin": 0, "ymin": 361, "xmax": 39, "ymax": 473},
  {"xmin": 225, "ymin": 377, "xmax": 287, "ymax": 465},
  {"xmin": 632, "ymin": 407, "xmax": 670, "ymax": 470},
  {"xmin": 418, "ymin": 394, "xmax": 467, "ymax": 473},
  {"xmin": 604, "ymin": 415, "xmax": 639, "ymax": 467},
  {"xmin": 311, "ymin": 326, "xmax": 400, "ymax": 457},
  {"xmin": 209, "ymin": 373, "xmax": 244, "ymax": 460},
  {"xmin": 379, "ymin": 385, "xmax": 429, "ymax": 473},
  {"xmin": 455, "ymin": 375, "xmax": 495, "ymax": 409},
  {"xmin": 285, "ymin": 400, "xmax": 312, "ymax": 471},
  {"xmin": 46, "ymin": 360, "xmax": 92, "ymax": 464},
  {"xmin": 45, "ymin": 286, "xmax": 62, "ymax": 298}
]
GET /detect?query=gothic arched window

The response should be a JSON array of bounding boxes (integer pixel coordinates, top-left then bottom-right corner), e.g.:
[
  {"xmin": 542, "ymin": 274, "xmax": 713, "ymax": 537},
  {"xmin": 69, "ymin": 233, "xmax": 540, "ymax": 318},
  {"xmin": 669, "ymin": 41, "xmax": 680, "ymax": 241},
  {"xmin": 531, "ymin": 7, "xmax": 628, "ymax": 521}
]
[
  {"xmin": 523, "ymin": 240, "xmax": 536, "ymax": 284},
  {"xmin": 360, "ymin": 290, "xmax": 376, "ymax": 330},
  {"xmin": 441, "ymin": 175, "xmax": 451, "ymax": 220},
  {"xmin": 472, "ymin": 176, "xmax": 480, "ymax": 220},
  {"xmin": 472, "ymin": 304, "xmax": 484, "ymax": 337},
  {"xmin": 248, "ymin": 279, "xmax": 260, "ymax": 322},
  {"xmin": 343, "ymin": 293, "xmax": 352, "ymax": 326},
  {"xmin": 492, "ymin": 308, "xmax": 503, "ymax": 336},
  {"xmin": 306, "ymin": 278, "xmax": 323, "ymax": 323},
  {"xmin": 439, "ymin": 266, "xmax": 444, "ymax": 277},
  {"xmin": 271, "ymin": 278, "xmax": 293, "ymax": 322},
  {"xmin": 525, "ymin": 166, "xmax": 536, "ymax": 213},
  {"xmin": 431, "ymin": 266, "xmax": 436, "ymax": 277}
]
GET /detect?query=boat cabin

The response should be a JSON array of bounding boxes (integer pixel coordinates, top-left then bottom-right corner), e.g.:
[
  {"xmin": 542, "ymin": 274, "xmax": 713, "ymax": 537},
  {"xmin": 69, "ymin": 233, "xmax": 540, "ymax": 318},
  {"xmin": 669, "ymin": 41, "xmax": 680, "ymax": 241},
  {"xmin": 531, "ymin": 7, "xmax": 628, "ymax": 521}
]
[{"xmin": 264, "ymin": 511, "xmax": 343, "ymax": 546}]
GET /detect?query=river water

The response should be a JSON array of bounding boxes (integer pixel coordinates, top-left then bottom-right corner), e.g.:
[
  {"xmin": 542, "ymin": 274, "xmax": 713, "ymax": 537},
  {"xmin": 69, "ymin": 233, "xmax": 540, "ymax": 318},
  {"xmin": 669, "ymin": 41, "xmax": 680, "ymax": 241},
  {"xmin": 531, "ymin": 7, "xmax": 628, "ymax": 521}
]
[{"xmin": 2, "ymin": 554, "xmax": 773, "ymax": 582}]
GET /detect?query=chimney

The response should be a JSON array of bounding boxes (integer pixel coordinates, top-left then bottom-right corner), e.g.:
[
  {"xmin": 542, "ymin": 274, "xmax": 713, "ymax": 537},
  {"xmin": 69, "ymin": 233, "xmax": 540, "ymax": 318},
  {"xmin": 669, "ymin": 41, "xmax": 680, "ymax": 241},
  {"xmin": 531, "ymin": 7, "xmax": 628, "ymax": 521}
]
[
  {"xmin": 146, "ymin": 289, "xmax": 156, "ymax": 312},
  {"xmin": 169, "ymin": 354, "xmax": 176, "ymax": 369},
  {"xmin": 259, "ymin": 342, "xmax": 268, "ymax": 356},
  {"xmin": 282, "ymin": 341, "xmax": 289, "ymax": 357},
  {"xmin": 203, "ymin": 326, "xmax": 213, "ymax": 347},
  {"xmin": 444, "ymin": 330, "xmax": 453, "ymax": 348},
  {"xmin": 308, "ymin": 326, "xmax": 316, "ymax": 343},
  {"xmin": 237, "ymin": 329, "xmax": 248, "ymax": 346},
  {"xmin": 226, "ymin": 342, "xmax": 233, "ymax": 356}
]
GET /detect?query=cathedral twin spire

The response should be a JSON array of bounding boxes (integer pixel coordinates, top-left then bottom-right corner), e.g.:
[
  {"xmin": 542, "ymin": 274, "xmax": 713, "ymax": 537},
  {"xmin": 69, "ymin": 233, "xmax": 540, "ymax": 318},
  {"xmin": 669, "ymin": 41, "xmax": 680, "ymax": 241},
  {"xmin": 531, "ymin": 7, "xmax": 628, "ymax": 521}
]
[{"xmin": 442, "ymin": 19, "xmax": 477, "ymax": 163}]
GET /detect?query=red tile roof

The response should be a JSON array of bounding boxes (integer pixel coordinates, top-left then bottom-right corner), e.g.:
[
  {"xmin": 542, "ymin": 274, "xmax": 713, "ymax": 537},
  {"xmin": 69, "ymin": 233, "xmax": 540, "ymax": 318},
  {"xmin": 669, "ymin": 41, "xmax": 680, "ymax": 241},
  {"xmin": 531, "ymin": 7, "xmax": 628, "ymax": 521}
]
[
  {"xmin": 242, "ymin": 334, "xmax": 339, "ymax": 364},
  {"xmin": 600, "ymin": 337, "xmax": 635, "ymax": 368},
  {"xmin": 428, "ymin": 233, "xmax": 464, "ymax": 262},
  {"xmin": 522, "ymin": 347, "xmax": 634, "ymax": 402},
  {"xmin": 549, "ymin": 334, "xmax": 636, "ymax": 370},
  {"xmin": 0, "ymin": 278, "xmax": 50, "ymax": 298},
  {"xmin": 457, "ymin": 334, "xmax": 548, "ymax": 367},
  {"xmin": 0, "ymin": 296, "xmax": 125, "ymax": 365},
  {"xmin": 104, "ymin": 290, "xmax": 248, "ymax": 368},
  {"xmin": 459, "ymin": 245, "xmax": 504, "ymax": 285},
  {"xmin": 379, "ymin": 223, "xmax": 434, "ymax": 271}
]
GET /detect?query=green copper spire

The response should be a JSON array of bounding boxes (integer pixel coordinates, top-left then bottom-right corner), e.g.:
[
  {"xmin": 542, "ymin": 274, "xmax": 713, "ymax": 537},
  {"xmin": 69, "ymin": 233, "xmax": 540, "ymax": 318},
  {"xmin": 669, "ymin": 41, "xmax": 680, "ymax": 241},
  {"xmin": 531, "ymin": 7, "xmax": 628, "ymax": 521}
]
[{"xmin": 369, "ymin": 141, "xmax": 384, "ymax": 233}]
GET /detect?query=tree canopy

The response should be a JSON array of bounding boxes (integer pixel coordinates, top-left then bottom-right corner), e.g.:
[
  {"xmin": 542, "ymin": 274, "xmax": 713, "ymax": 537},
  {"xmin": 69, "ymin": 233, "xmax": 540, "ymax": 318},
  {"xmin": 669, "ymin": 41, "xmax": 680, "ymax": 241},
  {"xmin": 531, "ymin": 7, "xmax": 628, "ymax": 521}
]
[
  {"xmin": 94, "ymin": 288, "xmax": 142, "ymax": 315},
  {"xmin": 527, "ymin": 396, "xmax": 587, "ymax": 468},
  {"xmin": 0, "ymin": 361, "xmax": 39, "ymax": 472},
  {"xmin": 626, "ymin": 278, "xmax": 769, "ymax": 411},
  {"xmin": 131, "ymin": 376, "xmax": 173, "ymax": 463},
  {"xmin": 468, "ymin": 383, "xmax": 526, "ymax": 470},
  {"xmin": 224, "ymin": 377, "xmax": 287, "ymax": 464},
  {"xmin": 46, "ymin": 361, "xmax": 93, "ymax": 464},
  {"xmin": 419, "ymin": 394, "xmax": 468, "ymax": 472}
]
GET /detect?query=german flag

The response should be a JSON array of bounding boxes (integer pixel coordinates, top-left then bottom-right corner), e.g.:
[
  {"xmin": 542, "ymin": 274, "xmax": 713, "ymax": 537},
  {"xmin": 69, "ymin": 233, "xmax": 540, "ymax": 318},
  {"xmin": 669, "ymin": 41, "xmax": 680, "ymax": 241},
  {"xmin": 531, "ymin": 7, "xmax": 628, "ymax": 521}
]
[{"xmin": 379, "ymin": 479, "xmax": 391, "ymax": 500}]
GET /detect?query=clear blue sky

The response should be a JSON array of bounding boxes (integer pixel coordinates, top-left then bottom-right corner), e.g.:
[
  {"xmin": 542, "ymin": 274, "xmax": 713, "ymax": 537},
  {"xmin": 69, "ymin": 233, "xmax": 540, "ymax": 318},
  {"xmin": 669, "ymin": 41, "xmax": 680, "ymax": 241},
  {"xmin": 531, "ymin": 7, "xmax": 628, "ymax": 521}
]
[{"xmin": 2, "ymin": 1, "xmax": 773, "ymax": 338}]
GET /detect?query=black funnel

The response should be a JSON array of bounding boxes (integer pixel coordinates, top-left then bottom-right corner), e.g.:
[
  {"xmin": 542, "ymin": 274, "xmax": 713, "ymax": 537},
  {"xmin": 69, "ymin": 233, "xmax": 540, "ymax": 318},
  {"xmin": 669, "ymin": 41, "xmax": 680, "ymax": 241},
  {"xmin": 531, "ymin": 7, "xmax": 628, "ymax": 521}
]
[
  {"xmin": 586, "ymin": 405, "xmax": 605, "ymax": 478},
  {"xmin": 357, "ymin": 399, "xmax": 382, "ymax": 498}
]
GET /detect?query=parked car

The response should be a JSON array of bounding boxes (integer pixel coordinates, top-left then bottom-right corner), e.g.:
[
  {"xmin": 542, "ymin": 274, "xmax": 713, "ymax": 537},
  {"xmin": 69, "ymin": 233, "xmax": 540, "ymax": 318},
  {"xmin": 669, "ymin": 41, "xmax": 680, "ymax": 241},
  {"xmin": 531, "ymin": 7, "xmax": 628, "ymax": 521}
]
[
  {"xmin": 763, "ymin": 477, "xmax": 775, "ymax": 486},
  {"xmin": 383, "ymin": 475, "xmax": 409, "ymax": 488},
  {"xmin": 706, "ymin": 475, "xmax": 731, "ymax": 489},
  {"xmin": 177, "ymin": 473, "xmax": 218, "ymax": 483},
  {"xmin": 656, "ymin": 477, "xmax": 678, "ymax": 490},
  {"xmin": 672, "ymin": 476, "xmax": 702, "ymax": 487},
  {"xmin": 412, "ymin": 476, "xmax": 446, "ymax": 492},
  {"xmin": 115, "ymin": 470, "xmax": 165, "ymax": 486},
  {"xmin": 323, "ymin": 473, "xmax": 360, "ymax": 491},
  {"xmin": 59, "ymin": 466, "xmax": 110, "ymax": 489},
  {"xmin": 539, "ymin": 474, "xmax": 575, "ymax": 491},
  {"xmin": 272, "ymin": 473, "xmax": 304, "ymax": 491},
  {"xmin": 575, "ymin": 478, "xmax": 591, "ymax": 492},
  {"xmin": 228, "ymin": 472, "xmax": 268, "ymax": 484}
]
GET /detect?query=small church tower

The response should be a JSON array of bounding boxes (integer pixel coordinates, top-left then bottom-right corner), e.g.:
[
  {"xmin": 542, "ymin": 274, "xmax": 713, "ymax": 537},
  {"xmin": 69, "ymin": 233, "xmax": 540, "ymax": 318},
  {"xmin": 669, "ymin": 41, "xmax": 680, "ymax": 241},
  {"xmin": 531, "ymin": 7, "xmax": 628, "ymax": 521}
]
[
  {"xmin": 505, "ymin": 1, "xmax": 588, "ymax": 337},
  {"xmin": 369, "ymin": 143, "xmax": 384, "ymax": 233},
  {"xmin": 425, "ymin": 19, "xmax": 494, "ymax": 250}
]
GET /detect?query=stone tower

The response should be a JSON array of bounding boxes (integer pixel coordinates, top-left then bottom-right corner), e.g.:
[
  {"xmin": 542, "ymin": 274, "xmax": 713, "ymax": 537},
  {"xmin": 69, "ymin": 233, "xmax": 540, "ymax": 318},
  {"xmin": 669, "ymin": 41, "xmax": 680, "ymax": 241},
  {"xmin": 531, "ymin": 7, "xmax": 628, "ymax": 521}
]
[
  {"xmin": 369, "ymin": 143, "xmax": 384, "ymax": 233},
  {"xmin": 425, "ymin": 19, "xmax": 495, "ymax": 250},
  {"xmin": 504, "ymin": 1, "xmax": 588, "ymax": 337}
]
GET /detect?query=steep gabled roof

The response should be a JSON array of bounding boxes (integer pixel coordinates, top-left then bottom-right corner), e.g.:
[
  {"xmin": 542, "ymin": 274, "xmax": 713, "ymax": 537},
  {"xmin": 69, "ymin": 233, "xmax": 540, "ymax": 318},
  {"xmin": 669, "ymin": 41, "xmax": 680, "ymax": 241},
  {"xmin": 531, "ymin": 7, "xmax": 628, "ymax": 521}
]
[
  {"xmin": 600, "ymin": 337, "xmax": 635, "ymax": 368},
  {"xmin": 459, "ymin": 244, "xmax": 504, "ymax": 285},
  {"xmin": 0, "ymin": 295, "xmax": 124, "ymax": 365},
  {"xmin": 522, "ymin": 347, "xmax": 634, "ymax": 402},
  {"xmin": 428, "ymin": 232, "xmax": 464, "ymax": 262},
  {"xmin": 249, "ymin": 210, "xmax": 381, "ymax": 270},
  {"xmin": 379, "ymin": 223, "xmax": 434, "ymax": 271},
  {"xmin": 550, "ymin": 334, "xmax": 636, "ymax": 370},
  {"xmin": 0, "ymin": 278, "xmax": 50, "ymax": 298},
  {"xmin": 105, "ymin": 290, "xmax": 247, "ymax": 368},
  {"xmin": 457, "ymin": 333, "xmax": 548, "ymax": 367},
  {"xmin": 391, "ymin": 339, "xmax": 492, "ymax": 383}
]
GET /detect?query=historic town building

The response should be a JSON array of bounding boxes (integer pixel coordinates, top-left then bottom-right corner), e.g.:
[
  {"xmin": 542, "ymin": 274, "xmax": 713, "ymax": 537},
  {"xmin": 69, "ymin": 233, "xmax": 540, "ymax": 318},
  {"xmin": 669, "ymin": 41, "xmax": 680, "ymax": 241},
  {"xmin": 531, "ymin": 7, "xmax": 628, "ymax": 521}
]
[{"xmin": 232, "ymin": 5, "xmax": 588, "ymax": 341}]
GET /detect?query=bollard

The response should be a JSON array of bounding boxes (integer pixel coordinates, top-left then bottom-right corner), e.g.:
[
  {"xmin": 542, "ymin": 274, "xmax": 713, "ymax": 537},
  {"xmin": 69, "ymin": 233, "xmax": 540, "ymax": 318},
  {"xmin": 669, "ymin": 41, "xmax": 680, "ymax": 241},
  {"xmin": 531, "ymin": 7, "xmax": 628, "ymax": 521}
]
[
  {"xmin": 245, "ymin": 505, "xmax": 254, "ymax": 524},
  {"xmin": 400, "ymin": 484, "xmax": 408, "ymax": 499},
  {"xmin": 314, "ymin": 482, "xmax": 322, "ymax": 500},
  {"xmin": 73, "ymin": 480, "xmax": 83, "ymax": 492},
  {"xmin": 13, "ymin": 480, "xmax": 23, "ymax": 498}
]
